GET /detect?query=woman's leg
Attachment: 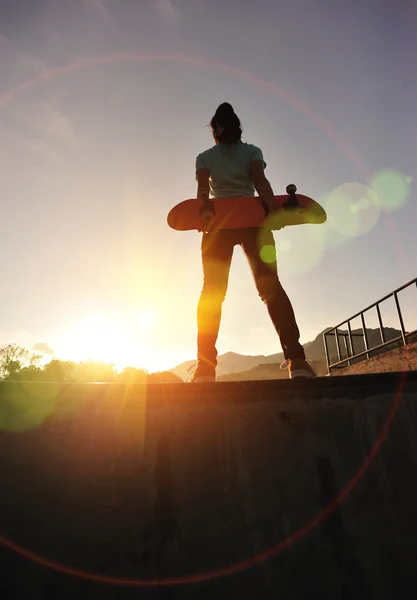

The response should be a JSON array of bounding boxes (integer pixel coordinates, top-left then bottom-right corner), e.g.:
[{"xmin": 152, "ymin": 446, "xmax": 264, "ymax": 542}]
[
  {"xmin": 196, "ymin": 230, "xmax": 235, "ymax": 371},
  {"xmin": 240, "ymin": 228, "xmax": 305, "ymax": 361}
]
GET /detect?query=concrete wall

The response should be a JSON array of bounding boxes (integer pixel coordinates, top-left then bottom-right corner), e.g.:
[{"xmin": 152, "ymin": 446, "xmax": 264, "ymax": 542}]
[
  {"xmin": 1, "ymin": 373, "xmax": 417, "ymax": 599},
  {"xmin": 331, "ymin": 341, "xmax": 417, "ymax": 376}
]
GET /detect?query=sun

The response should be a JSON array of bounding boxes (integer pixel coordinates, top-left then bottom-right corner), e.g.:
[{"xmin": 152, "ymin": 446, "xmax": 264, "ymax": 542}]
[
  {"xmin": 56, "ymin": 312, "xmax": 159, "ymax": 371},
  {"xmin": 138, "ymin": 311, "xmax": 156, "ymax": 330}
]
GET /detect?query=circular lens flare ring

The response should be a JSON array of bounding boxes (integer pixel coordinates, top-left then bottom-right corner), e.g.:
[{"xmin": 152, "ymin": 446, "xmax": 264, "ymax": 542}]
[
  {"xmin": 0, "ymin": 52, "xmax": 411, "ymax": 585},
  {"xmin": 0, "ymin": 52, "xmax": 366, "ymax": 178}
]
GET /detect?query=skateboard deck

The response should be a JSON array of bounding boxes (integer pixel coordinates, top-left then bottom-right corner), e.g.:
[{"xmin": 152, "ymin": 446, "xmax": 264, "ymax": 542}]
[{"xmin": 167, "ymin": 185, "xmax": 326, "ymax": 232}]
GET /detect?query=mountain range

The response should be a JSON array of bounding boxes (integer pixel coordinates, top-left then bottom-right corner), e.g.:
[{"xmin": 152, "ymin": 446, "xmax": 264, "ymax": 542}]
[{"xmin": 170, "ymin": 327, "xmax": 404, "ymax": 381}]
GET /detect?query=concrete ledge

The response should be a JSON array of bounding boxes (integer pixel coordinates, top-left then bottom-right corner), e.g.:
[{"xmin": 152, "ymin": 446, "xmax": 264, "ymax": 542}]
[{"xmin": 1, "ymin": 372, "xmax": 417, "ymax": 598}]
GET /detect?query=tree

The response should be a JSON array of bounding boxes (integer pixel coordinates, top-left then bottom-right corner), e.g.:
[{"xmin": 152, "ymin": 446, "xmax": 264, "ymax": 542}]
[
  {"xmin": 0, "ymin": 344, "xmax": 183, "ymax": 384},
  {"xmin": 71, "ymin": 360, "xmax": 117, "ymax": 382},
  {"xmin": 0, "ymin": 344, "xmax": 42, "ymax": 380},
  {"xmin": 148, "ymin": 371, "xmax": 182, "ymax": 383},
  {"xmin": 117, "ymin": 366, "xmax": 148, "ymax": 383},
  {"xmin": 42, "ymin": 359, "xmax": 77, "ymax": 382},
  {"xmin": 17, "ymin": 365, "xmax": 43, "ymax": 381}
]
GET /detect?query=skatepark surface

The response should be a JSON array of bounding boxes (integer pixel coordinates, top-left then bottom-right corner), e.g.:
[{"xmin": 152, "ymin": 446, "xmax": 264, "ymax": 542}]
[{"xmin": 1, "ymin": 371, "xmax": 417, "ymax": 599}]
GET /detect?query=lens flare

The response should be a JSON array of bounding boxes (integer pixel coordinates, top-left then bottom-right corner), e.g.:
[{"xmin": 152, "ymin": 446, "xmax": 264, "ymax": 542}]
[
  {"xmin": 325, "ymin": 182, "xmax": 380, "ymax": 238},
  {"xmin": 260, "ymin": 244, "xmax": 276, "ymax": 264},
  {"xmin": 259, "ymin": 226, "xmax": 325, "ymax": 276},
  {"xmin": 370, "ymin": 169, "xmax": 412, "ymax": 212},
  {"xmin": 0, "ymin": 382, "xmax": 60, "ymax": 432},
  {"xmin": 0, "ymin": 51, "xmax": 412, "ymax": 590}
]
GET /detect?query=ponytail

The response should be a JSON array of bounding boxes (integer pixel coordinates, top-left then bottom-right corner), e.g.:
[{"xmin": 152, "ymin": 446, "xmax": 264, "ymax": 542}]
[{"xmin": 210, "ymin": 102, "xmax": 242, "ymax": 143}]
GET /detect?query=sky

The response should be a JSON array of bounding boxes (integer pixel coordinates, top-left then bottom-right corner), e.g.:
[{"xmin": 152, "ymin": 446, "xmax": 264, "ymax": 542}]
[{"xmin": 0, "ymin": 0, "xmax": 416, "ymax": 372}]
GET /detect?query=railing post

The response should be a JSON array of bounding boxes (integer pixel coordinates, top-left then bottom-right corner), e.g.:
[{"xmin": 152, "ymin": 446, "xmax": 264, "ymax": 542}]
[
  {"xmin": 376, "ymin": 303, "xmax": 386, "ymax": 344},
  {"xmin": 325, "ymin": 277, "xmax": 416, "ymax": 371},
  {"xmin": 342, "ymin": 334, "xmax": 351, "ymax": 366},
  {"xmin": 335, "ymin": 329, "xmax": 342, "ymax": 364},
  {"xmin": 323, "ymin": 332, "xmax": 331, "ymax": 374},
  {"xmin": 394, "ymin": 292, "xmax": 407, "ymax": 346},
  {"xmin": 360, "ymin": 313, "xmax": 370, "ymax": 359},
  {"xmin": 347, "ymin": 321, "xmax": 354, "ymax": 359}
]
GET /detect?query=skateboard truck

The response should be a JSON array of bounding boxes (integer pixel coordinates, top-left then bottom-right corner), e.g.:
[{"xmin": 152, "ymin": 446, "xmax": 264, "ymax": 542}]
[
  {"xmin": 283, "ymin": 184, "xmax": 301, "ymax": 208},
  {"xmin": 260, "ymin": 184, "xmax": 300, "ymax": 217}
]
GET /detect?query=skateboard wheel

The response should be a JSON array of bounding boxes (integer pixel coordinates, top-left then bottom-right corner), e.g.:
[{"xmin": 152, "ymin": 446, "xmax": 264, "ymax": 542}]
[{"xmin": 286, "ymin": 184, "xmax": 297, "ymax": 194}]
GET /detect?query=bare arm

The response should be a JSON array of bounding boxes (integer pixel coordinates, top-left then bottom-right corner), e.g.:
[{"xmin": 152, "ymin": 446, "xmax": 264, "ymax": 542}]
[
  {"xmin": 196, "ymin": 167, "xmax": 214, "ymax": 231},
  {"xmin": 250, "ymin": 160, "xmax": 276, "ymax": 212},
  {"xmin": 196, "ymin": 168, "xmax": 210, "ymax": 205}
]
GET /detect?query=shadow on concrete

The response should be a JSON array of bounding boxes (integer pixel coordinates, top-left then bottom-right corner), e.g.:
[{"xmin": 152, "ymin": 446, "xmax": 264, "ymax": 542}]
[{"xmin": 1, "ymin": 372, "xmax": 417, "ymax": 598}]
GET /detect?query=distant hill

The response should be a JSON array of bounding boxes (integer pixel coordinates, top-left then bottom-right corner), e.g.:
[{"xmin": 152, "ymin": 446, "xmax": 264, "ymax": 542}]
[
  {"xmin": 170, "ymin": 351, "xmax": 282, "ymax": 381},
  {"xmin": 170, "ymin": 327, "xmax": 403, "ymax": 381}
]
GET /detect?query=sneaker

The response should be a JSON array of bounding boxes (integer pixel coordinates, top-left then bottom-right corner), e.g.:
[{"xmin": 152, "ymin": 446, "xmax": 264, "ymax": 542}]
[
  {"xmin": 281, "ymin": 358, "xmax": 316, "ymax": 379},
  {"xmin": 186, "ymin": 362, "xmax": 216, "ymax": 383}
]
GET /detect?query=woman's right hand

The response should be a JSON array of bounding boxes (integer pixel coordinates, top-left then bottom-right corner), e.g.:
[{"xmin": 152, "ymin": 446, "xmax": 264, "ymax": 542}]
[{"xmin": 199, "ymin": 199, "xmax": 215, "ymax": 232}]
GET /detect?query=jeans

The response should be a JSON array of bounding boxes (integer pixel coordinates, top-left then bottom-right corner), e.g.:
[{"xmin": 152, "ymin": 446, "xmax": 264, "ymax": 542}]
[{"xmin": 197, "ymin": 227, "xmax": 305, "ymax": 368}]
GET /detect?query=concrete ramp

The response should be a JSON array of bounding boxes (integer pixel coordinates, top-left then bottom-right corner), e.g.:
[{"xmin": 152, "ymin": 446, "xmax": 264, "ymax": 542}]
[{"xmin": 1, "ymin": 372, "xmax": 417, "ymax": 599}]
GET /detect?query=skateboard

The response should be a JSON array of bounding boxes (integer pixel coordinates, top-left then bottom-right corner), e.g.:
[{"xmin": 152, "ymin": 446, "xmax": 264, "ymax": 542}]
[{"xmin": 167, "ymin": 185, "xmax": 326, "ymax": 232}]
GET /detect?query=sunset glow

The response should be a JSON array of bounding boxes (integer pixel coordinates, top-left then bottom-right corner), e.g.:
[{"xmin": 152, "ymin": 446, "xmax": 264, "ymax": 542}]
[
  {"xmin": 55, "ymin": 313, "xmax": 162, "ymax": 372},
  {"xmin": 0, "ymin": 0, "xmax": 414, "ymax": 375}
]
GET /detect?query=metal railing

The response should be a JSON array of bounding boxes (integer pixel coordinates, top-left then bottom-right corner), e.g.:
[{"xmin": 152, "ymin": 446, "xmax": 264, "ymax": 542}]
[{"xmin": 323, "ymin": 277, "xmax": 417, "ymax": 374}]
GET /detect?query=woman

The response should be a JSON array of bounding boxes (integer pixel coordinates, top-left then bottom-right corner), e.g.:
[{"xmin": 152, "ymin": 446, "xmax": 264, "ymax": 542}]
[{"xmin": 191, "ymin": 102, "xmax": 315, "ymax": 382}]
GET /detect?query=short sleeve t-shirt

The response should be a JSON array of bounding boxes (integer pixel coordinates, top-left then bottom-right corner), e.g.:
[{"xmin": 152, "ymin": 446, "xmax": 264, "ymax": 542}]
[{"xmin": 195, "ymin": 142, "xmax": 266, "ymax": 198}]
